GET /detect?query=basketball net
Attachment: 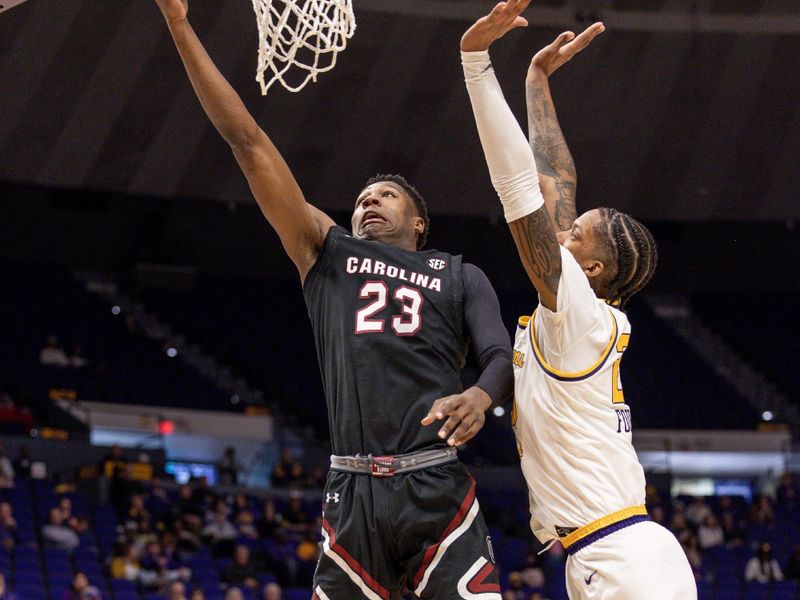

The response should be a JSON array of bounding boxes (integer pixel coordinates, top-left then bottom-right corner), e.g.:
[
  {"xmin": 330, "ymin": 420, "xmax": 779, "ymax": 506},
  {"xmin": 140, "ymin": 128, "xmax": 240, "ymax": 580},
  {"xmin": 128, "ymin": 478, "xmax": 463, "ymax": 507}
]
[{"xmin": 251, "ymin": 0, "xmax": 356, "ymax": 95}]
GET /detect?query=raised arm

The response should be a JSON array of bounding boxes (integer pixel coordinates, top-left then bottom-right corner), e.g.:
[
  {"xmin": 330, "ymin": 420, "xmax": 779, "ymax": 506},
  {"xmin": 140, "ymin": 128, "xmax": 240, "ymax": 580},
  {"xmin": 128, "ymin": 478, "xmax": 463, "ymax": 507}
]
[
  {"xmin": 461, "ymin": 0, "xmax": 561, "ymax": 310},
  {"xmin": 154, "ymin": 0, "xmax": 334, "ymax": 280},
  {"xmin": 526, "ymin": 24, "xmax": 604, "ymax": 232}
]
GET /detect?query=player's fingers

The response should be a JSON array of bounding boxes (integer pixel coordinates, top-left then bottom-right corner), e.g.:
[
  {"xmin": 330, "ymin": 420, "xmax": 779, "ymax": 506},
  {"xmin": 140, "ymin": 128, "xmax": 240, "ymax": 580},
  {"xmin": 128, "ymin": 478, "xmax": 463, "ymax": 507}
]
[
  {"xmin": 552, "ymin": 31, "xmax": 576, "ymax": 49},
  {"xmin": 421, "ymin": 395, "xmax": 459, "ymax": 425},
  {"xmin": 437, "ymin": 406, "xmax": 470, "ymax": 440},
  {"xmin": 450, "ymin": 413, "xmax": 485, "ymax": 446},
  {"xmin": 563, "ymin": 22, "xmax": 604, "ymax": 54}
]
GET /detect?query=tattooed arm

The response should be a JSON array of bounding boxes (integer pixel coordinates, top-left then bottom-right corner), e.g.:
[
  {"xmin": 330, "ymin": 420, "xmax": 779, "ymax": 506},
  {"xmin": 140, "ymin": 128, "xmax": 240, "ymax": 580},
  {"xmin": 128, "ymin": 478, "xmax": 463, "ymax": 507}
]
[
  {"xmin": 461, "ymin": 0, "xmax": 562, "ymax": 310},
  {"xmin": 526, "ymin": 24, "xmax": 605, "ymax": 232},
  {"xmin": 507, "ymin": 210, "xmax": 562, "ymax": 310}
]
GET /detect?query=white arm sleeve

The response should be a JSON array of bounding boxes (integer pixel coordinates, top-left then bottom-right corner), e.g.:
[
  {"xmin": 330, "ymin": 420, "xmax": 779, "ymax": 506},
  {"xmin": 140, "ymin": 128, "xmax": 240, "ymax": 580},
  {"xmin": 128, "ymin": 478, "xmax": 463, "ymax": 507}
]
[{"xmin": 462, "ymin": 50, "xmax": 544, "ymax": 223}]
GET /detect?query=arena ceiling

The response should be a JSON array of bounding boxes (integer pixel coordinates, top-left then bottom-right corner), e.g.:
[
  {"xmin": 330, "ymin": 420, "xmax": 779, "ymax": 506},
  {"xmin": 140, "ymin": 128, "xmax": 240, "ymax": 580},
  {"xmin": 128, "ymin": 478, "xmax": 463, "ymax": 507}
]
[{"xmin": 1, "ymin": 0, "xmax": 800, "ymax": 220}]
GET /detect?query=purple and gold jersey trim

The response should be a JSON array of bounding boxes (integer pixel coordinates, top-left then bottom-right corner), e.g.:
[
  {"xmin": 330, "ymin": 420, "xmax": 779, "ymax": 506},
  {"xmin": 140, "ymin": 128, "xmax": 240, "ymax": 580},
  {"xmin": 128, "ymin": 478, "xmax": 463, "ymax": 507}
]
[
  {"xmin": 561, "ymin": 505, "xmax": 649, "ymax": 555},
  {"xmin": 524, "ymin": 308, "xmax": 618, "ymax": 382}
]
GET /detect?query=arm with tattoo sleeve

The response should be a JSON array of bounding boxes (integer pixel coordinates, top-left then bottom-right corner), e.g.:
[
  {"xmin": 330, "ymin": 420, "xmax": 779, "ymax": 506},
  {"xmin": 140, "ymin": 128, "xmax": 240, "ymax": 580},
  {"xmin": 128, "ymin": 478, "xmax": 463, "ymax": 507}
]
[{"xmin": 526, "ymin": 24, "xmax": 605, "ymax": 232}]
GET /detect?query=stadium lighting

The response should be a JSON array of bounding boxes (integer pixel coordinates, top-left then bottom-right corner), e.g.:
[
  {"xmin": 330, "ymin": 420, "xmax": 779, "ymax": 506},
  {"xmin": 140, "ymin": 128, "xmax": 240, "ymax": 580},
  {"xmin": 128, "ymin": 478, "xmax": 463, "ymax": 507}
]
[
  {"xmin": 762, "ymin": 411, "xmax": 774, "ymax": 421},
  {"xmin": 111, "ymin": 305, "xmax": 121, "ymax": 315},
  {"xmin": 166, "ymin": 347, "xmax": 178, "ymax": 358},
  {"xmin": 492, "ymin": 406, "xmax": 505, "ymax": 417}
]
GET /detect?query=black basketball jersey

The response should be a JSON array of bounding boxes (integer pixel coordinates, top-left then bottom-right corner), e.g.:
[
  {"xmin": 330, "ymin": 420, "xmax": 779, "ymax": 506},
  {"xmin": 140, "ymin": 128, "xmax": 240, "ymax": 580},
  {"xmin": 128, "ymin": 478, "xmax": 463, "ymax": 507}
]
[{"xmin": 303, "ymin": 226, "xmax": 468, "ymax": 456}]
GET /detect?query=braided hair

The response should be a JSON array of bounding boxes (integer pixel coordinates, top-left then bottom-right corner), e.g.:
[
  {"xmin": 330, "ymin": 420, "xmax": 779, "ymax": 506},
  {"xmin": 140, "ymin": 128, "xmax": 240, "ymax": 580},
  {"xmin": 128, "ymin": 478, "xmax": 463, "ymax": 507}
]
[
  {"xmin": 364, "ymin": 174, "xmax": 430, "ymax": 250},
  {"xmin": 594, "ymin": 207, "xmax": 658, "ymax": 309}
]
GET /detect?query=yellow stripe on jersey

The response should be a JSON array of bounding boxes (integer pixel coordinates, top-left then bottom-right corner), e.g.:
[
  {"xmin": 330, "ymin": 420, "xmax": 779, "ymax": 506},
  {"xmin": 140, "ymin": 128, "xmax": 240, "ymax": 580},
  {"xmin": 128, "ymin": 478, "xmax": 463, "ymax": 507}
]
[
  {"xmin": 527, "ymin": 308, "xmax": 618, "ymax": 381},
  {"xmin": 518, "ymin": 315, "xmax": 531, "ymax": 329},
  {"xmin": 560, "ymin": 505, "xmax": 648, "ymax": 549}
]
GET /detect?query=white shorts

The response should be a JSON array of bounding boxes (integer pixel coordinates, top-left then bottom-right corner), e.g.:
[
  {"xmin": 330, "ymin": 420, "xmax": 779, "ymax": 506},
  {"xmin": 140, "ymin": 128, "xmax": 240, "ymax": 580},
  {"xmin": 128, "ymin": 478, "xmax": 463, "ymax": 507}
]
[{"xmin": 565, "ymin": 520, "xmax": 697, "ymax": 600}]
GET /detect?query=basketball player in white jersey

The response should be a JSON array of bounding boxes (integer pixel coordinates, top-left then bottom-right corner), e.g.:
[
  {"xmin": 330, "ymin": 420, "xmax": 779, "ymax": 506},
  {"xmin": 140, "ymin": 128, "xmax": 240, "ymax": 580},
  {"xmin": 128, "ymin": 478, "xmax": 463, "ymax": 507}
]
[{"xmin": 461, "ymin": 2, "xmax": 697, "ymax": 598}]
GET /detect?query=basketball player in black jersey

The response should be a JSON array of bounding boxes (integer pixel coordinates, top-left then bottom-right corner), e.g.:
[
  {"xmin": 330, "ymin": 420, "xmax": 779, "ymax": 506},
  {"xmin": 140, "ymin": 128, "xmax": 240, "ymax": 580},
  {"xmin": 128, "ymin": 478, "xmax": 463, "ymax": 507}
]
[{"xmin": 153, "ymin": 0, "xmax": 513, "ymax": 597}]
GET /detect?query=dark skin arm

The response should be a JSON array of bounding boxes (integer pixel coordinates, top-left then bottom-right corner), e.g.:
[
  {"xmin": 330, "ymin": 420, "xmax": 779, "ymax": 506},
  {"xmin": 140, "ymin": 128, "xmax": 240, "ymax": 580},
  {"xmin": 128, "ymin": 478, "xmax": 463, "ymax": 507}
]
[
  {"xmin": 526, "ymin": 24, "xmax": 604, "ymax": 233},
  {"xmin": 153, "ymin": 0, "xmax": 334, "ymax": 282}
]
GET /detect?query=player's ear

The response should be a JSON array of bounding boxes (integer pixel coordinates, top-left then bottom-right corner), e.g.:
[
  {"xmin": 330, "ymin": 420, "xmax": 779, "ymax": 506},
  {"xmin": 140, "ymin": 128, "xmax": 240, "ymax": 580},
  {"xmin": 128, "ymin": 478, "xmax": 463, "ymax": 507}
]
[
  {"xmin": 583, "ymin": 260, "xmax": 604, "ymax": 280},
  {"xmin": 414, "ymin": 216, "xmax": 424, "ymax": 236}
]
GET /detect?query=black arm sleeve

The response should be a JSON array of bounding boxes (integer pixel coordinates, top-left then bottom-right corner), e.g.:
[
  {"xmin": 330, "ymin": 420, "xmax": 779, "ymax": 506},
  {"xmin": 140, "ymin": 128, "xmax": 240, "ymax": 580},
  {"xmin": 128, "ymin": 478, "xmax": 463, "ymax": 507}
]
[{"xmin": 462, "ymin": 263, "xmax": 514, "ymax": 407}]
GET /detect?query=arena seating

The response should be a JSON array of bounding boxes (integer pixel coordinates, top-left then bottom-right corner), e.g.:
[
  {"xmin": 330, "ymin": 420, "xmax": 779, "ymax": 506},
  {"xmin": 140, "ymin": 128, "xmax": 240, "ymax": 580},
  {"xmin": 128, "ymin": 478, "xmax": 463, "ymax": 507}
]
[
  {"xmin": 0, "ymin": 260, "xmax": 231, "ymax": 413},
  {"xmin": 693, "ymin": 292, "xmax": 800, "ymax": 406},
  {"xmin": 3, "ymin": 473, "xmax": 799, "ymax": 600}
]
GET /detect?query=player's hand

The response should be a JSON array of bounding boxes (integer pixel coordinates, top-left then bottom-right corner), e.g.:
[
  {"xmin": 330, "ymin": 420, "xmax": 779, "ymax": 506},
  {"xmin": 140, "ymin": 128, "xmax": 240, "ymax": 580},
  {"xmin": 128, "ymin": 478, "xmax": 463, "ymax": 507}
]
[
  {"xmin": 155, "ymin": 0, "xmax": 188, "ymax": 25},
  {"xmin": 421, "ymin": 387, "xmax": 492, "ymax": 447},
  {"xmin": 460, "ymin": 0, "xmax": 531, "ymax": 53},
  {"xmin": 528, "ymin": 22, "xmax": 605, "ymax": 80}
]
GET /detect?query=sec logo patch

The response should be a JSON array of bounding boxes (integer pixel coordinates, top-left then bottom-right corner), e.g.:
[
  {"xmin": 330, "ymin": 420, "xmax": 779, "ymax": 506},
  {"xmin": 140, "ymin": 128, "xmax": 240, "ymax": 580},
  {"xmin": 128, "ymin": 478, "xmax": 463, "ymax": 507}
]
[{"xmin": 427, "ymin": 258, "xmax": 447, "ymax": 270}]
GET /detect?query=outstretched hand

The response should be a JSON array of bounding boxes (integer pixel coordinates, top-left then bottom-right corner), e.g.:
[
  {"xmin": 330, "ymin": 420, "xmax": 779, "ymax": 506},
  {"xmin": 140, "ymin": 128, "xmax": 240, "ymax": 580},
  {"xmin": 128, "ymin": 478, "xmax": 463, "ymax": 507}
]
[
  {"xmin": 461, "ymin": 0, "xmax": 531, "ymax": 52},
  {"xmin": 529, "ymin": 22, "xmax": 605, "ymax": 78},
  {"xmin": 421, "ymin": 387, "xmax": 492, "ymax": 447},
  {"xmin": 155, "ymin": 0, "xmax": 188, "ymax": 24}
]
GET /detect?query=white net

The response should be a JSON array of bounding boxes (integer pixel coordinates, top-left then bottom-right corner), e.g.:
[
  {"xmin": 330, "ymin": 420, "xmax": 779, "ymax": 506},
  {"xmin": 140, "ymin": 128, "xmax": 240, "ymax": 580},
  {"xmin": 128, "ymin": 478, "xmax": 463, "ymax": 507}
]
[{"xmin": 251, "ymin": 0, "xmax": 356, "ymax": 95}]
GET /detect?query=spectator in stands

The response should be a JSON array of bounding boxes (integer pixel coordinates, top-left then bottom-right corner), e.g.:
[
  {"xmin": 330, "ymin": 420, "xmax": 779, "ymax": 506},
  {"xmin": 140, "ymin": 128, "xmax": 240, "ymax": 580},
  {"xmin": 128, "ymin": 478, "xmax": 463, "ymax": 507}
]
[
  {"xmin": 124, "ymin": 493, "xmax": 151, "ymax": 529},
  {"xmin": 69, "ymin": 345, "xmax": 89, "ymax": 368},
  {"xmin": 12, "ymin": 445, "xmax": 33, "ymax": 479},
  {"xmin": 170, "ymin": 485, "xmax": 203, "ymax": 531},
  {"xmin": 697, "ymin": 514, "xmax": 724, "ymax": 549},
  {"xmin": 785, "ymin": 545, "xmax": 800, "ymax": 581},
  {"xmin": 189, "ymin": 589, "xmax": 205, "ymax": 600},
  {"xmin": 681, "ymin": 534, "xmax": 703, "ymax": 582},
  {"xmin": 256, "ymin": 498, "xmax": 283, "ymax": 539},
  {"xmin": 281, "ymin": 491, "xmax": 310, "ymax": 535},
  {"xmin": 222, "ymin": 544, "xmax": 260, "ymax": 592},
  {"xmin": 0, "ymin": 573, "xmax": 19, "ymax": 600},
  {"xmin": 224, "ymin": 588, "xmax": 244, "ymax": 600},
  {"xmin": 39, "ymin": 336, "xmax": 70, "ymax": 367},
  {"xmin": 166, "ymin": 581, "xmax": 188, "ymax": 600},
  {"xmin": 139, "ymin": 540, "xmax": 191, "ymax": 591},
  {"xmin": 58, "ymin": 497, "xmax": 88, "ymax": 536},
  {"xmin": 502, "ymin": 571, "xmax": 527, "ymax": 600},
  {"xmin": 201, "ymin": 503, "xmax": 237, "ymax": 557},
  {"xmin": 721, "ymin": 512, "xmax": 747, "ymax": 548},
  {"xmin": 265, "ymin": 530, "xmax": 299, "ymax": 586},
  {"xmin": 745, "ymin": 541, "xmax": 784, "ymax": 583},
  {"xmin": 749, "ymin": 494, "xmax": 776, "ymax": 527},
  {"xmin": 262, "ymin": 582, "xmax": 282, "ymax": 600},
  {"xmin": 60, "ymin": 571, "xmax": 102, "ymax": 600},
  {"xmin": 776, "ymin": 473, "xmax": 799, "ymax": 511},
  {"xmin": 649, "ymin": 505, "xmax": 666, "ymax": 527},
  {"xmin": 217, "ymin": 447, "xmax": 240, "ymax": 487},
  {"xmin": 108, "ymin": 465, "xmax": 137, "ymax": 521},
  {"xmin": 234, "ymin": 507, "xmax": 258, "ymax": 540},
  {"xmin": 520, "ymin": 551, "xmax": 546, "ymax": 590},
  {"xmin": 0, "ymin": 445, "xmax": 14, "ymax": 489},
  {"xmin": 270, "ymin": 449, "xmax": 303, "ymax": 488},
  {"xmin": 110, "ymin": 543, "xmax": 143, "ymax": 582},
  {"xmin": 669, "ymin": 508, "xmax": 692, "ymax": 545},
  {"xmin": 0, "ymin": 502, "xmax": 18, "ymax": 552},
  {"xmin": 171, "ymin": 516, "xmax": 202, "ymax": 555},
  {"xmin": 100, "ymin": 445, "xmax": 128, "ymax": 477},
  {"xmin": 303, "ymin": 465, "xmax": 326, "ymax": 489},
  {"xmin": 685, "ymin": 496, "xmax": 713, "ymax": 528},
  {"xmin": 42, "ymin": 507, "xmax": 80, "ymax": 553}
]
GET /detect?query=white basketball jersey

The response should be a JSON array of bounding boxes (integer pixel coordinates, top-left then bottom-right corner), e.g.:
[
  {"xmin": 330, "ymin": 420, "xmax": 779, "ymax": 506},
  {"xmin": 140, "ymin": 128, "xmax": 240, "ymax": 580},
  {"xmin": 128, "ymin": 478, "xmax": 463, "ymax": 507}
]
[{"xmin": 512, "ymin": 246, "xmax": 646, "ymax": 544}]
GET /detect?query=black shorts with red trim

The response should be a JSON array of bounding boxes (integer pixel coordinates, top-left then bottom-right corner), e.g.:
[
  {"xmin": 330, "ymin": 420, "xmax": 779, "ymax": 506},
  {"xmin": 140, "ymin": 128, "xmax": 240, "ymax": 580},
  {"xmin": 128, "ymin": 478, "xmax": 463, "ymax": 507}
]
[{"xmin": 312, "ymin": 461, "xmax": 500, "ymax": 600}]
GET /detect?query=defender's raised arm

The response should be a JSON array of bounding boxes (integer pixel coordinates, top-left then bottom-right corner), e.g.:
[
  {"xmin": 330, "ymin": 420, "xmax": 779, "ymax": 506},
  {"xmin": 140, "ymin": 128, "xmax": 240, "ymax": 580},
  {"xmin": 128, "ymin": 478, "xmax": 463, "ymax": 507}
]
[
  {"xmin": 526, "ymin": 23, "xmax": 604, "ymax": 232},
  {"xmin": 460, "ymin": 0, "xmax": 562, "ymax": 311}
]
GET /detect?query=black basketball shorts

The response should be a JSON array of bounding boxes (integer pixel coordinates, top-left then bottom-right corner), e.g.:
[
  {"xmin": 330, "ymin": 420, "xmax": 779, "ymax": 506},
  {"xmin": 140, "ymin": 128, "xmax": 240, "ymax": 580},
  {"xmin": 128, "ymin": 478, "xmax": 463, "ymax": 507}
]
[{"xmin": 311, "ymin": 461, "xmax": 500, "ymax": 600}]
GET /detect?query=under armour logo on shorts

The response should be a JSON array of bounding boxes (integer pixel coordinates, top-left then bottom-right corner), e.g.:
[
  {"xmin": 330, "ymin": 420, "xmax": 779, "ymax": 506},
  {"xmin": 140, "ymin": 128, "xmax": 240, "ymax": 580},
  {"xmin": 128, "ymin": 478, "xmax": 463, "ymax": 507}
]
[{"xmin": 325, "ymin": 492, "xmax": 340, "ymax": 503}]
